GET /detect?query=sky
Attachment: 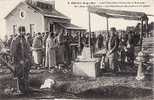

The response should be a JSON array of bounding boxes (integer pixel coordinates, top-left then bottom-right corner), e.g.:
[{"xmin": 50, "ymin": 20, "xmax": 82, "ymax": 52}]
[{"xmin": 0, "ymin": 0, "xmax": 154, "ymax": 40}]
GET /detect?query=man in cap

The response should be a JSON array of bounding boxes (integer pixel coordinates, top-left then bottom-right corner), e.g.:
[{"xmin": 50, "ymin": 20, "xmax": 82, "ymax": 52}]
[{"xmin": 10, "ymin": 26, "xmax": 32, "ymax": 94}]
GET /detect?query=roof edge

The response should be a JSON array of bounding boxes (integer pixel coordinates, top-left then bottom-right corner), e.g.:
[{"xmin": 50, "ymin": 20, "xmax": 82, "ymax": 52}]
[
  {"xmin": 4, "ymin": 2, "xmax": 24, "ymax": 19},
  {"xmin": 4, "ymin": 1, "xmax": 42, "ymax": 19},
  {"xmin": 4, "ymin": 1, "xmax": 70, "ymax": 20},
  {"xmin": 44, "ymin": 14, "xmax": 70, "ymax": 20}
]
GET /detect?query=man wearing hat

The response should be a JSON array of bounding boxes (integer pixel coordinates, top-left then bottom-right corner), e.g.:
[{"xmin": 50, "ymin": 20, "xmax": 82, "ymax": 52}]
[
  {"xmin": 10, "ymin": 26, "xmax": 32, "ymax": 94},
  {"xmin": 106, "ymin": 27, "xmax": 119, "ymax": 72}
]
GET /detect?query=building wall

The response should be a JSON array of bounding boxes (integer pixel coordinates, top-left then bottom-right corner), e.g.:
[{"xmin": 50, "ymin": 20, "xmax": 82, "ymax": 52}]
[{"xmin": 5, "ymin": 2, "xmax": 45, "ymax": 35}]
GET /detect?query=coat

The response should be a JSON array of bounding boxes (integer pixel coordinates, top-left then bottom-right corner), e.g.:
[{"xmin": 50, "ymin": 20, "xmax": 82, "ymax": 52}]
[
  {"xmin": 45, "ymin": 36, "xmax": 57, "ymax": 68},
  {"xmin": 97, "ymin": 34, "xmax": 104, "ymax": 49},
  {"xmin": 106, "ymin": 35, "xmax": 119, "ymax": 53},
  {"xmin": 10, "ymin": 35, "xmax": 31, "ymax": 64},
  {"xmin": 10, "ymin": 35, "xmax": 32, "ymax": 92},
  {"xmin": 55, "ymin": 34, "xmax": 65, "ymax": 64}
]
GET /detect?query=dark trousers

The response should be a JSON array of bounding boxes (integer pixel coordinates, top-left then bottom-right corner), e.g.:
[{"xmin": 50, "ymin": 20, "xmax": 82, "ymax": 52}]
[{"xmin": 14, "ymin": 62, "xmax": 30, "ymax": 93}]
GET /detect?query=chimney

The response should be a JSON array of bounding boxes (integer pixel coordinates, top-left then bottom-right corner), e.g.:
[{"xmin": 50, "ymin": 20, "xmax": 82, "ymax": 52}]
[
  {"xmin": 26, "ymin": 0, "xmax": 55, "ymax": 9},
  {"xmin": 25, "ymin": 0, "xmax": 36, "ymax": 5}
]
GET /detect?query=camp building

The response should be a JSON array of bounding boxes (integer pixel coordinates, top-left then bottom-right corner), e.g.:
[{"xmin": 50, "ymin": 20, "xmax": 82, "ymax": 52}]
[{"xmin": 5, "ymin": 0, "xmax": 85, "ymax": 35}]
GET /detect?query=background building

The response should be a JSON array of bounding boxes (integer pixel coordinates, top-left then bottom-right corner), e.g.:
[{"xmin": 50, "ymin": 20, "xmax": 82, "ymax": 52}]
[{"xmin": 5, "ymin": 0, "xmax": 85, "ymax": 35}]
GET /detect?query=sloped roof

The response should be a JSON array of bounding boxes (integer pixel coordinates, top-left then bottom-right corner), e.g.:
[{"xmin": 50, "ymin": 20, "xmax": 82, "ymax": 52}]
[
  {"xmin": 5, "ymin": 1, "xmax": 70, "ymax": 20},
  {"xmin": 88, "ymin": 7, "xmax": 147, "ymax": 21},
  {"xmin": 58, "ymin": 23, "xmax": 86, "ymax": 30},
  {"xmin": 26, "ymin": 2, "xmax": 70, "ymax": 19}
]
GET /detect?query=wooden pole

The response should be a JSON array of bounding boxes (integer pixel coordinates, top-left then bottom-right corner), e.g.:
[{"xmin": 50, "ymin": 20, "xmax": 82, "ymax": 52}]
[
  {"xmin": 88, "ymin": 11, "xmax": 92, "ymax": 58},
  {"xmin": 78, "ymin": 31, "xmax": 81, "ymax": 55},
  {"xmin": 106, "ymin": 17, "xmax": 109, "ymax": 37},
  {"xmin": 140, "ymin": 19, "xmax": 144, "ymax": 51},
  {"xmin": 106, "ymin": 17, "xmax": 109, "ymax": 51},
  {"xmin": 145, "ymin": 18, "xmax": 149, "ymax": 38}
]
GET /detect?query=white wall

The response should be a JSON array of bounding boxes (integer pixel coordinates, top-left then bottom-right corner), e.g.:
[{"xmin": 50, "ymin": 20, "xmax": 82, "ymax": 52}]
[{"xmin": 5, "ymin": 2, "xmax": 44, "ymax": 35}]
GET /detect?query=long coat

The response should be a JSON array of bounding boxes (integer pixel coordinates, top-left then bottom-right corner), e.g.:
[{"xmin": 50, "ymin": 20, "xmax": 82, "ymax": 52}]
[
  {"xmin": 106, "ymin": 35, "xmax": 119, "ymax": 70},
  {"xmin": 55, "ymin": 34, "xmax": 65, "ymax": 64},
  {"xmin": 45, "ymin": 36, "xmax": 57, "ymax": 68},
  {"xmin": 10, "ymin": 35, "xmax": 32, "ymax": 92}
]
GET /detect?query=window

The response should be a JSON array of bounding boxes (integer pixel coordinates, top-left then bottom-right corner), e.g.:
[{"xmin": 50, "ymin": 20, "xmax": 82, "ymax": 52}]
[
  {"xmin": 18, "ymin": 26, "xmax": 26, "ymax": 33},
  {"xmin": 19, "ymin": 10, "xmax": 26, "ymax": 19},
  {"xmin": 49, "ymin": 23, "xmax": 56, "ymax": 33},
  {"xmin": 49, "ymin": 24, "xmax": 52, "ymax": 32},
  {"xmin": 53, "ymin": 24, "xmax": 55, "ymax": 33},
  {"xmin": 30, "ymin": 24, "xmax": 35, "ymax": 34},
  {"xmin": 21, "ymin": 12, "xmax": 24, "ymax": 17},
  {"xmin": 13, "ymin": 25, "xmax": 17, "ymax": 34}
]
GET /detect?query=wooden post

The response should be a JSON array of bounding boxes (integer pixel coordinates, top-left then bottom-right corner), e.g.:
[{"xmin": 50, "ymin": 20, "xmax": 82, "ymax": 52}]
[
  {"xmin": 145, "ymin": 18, "xmax": 149, "ymax": 37},
  {"xmin": 88, "ymin": 11, "xmax": 92, "ymax": 58},
  {"xmin": 106, "ymin": 17, "xmax": 109, "ymax": 50},
  {"xmin": 78, "ymin": 31, "xmax": 81, "ymax": 55},
  {"xmin": 106, "ymin": 17, "xmax": 109, "ymax": 37},
  {"xmin": 140, "ymin": 19, "xmax": 144, "ymax": 51}
]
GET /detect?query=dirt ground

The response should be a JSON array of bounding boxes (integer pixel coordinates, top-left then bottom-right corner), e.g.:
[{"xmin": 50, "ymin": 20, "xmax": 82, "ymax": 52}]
[{"xmin": 0, "ymin": 68, "xmax": 153, "ymax": 99}]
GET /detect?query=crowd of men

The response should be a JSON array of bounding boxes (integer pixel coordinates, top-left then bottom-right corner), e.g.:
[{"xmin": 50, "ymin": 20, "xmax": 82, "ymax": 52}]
[
  {"xmin": 3, "ymin": 27, "xmax": 141, "ymax": 73},
  {"xmin": 3, "ymin": 28, "xmax": 80, "ymax": 69},
  {"xmin": 2, "ymin": 27, "xmax": 80, "ymax": 94},
  {"xmin": 81, "ymin": 27, "xmax": 140, "ymax": 73},
  {"xmin": 1, "ymin": 26, "xmax": 140, "ymax": 94}
]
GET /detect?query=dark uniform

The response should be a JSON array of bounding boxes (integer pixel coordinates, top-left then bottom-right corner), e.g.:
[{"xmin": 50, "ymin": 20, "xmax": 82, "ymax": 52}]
[
  {"xmin": 91, "ymin": 33, "xmax": 97, "ymax": 55},
  {"xmin": 97, "ymin": 34, "xmax": 104, "ymax": 50},
  {"xmin": 10, "ymin": 27, "xmax": 32, "ymax": 94},
  {"xmin": 106, "ymin": 28, "xmax": 119, "ymax": 72},
  {"xmin": 120, "ymin": 33, "xmax": 128, "ymax": 65},
  {"xmin": 127, "ymin": 31, "xmax": 135, "ymax": 65}
]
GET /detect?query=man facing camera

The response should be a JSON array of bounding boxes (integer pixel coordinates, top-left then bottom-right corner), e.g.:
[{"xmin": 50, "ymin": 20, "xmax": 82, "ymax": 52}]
[
  {"xmin": 10, "ymin": 26, "xmax": 32, "ymax": 94},
  {"xmin": 106, "ymin": 27, "xmax": 119, "ymax": 72}
]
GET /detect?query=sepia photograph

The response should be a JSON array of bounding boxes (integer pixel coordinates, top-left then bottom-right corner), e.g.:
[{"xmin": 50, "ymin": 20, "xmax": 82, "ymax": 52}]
[{"xmin": 0, "ymin": 0, "xmax": 154, "ymax": 99}]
